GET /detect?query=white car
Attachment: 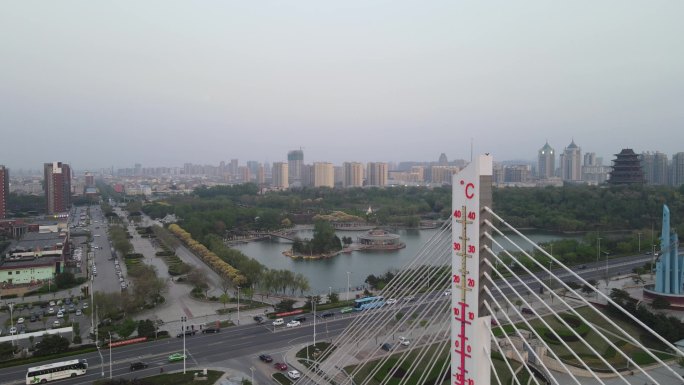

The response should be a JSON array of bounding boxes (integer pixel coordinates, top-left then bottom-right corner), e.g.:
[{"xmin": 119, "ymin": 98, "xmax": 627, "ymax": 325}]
[
  {"xmin": 53, "ymin": 320, "xmax": 60, "ymax": 328},
  {"xmin": 48, "ymin": 307, "xmax": 55, "ymax": 315},
  {"xmin": 9, "ymin": 327, "xmax": 17, "ymax": 335},
  {"xmin": 17, "ymin": 317, "xmax": 25, "ymax": 324},
  {"xmin": 287, "ymin": 370, "xmax": 301, "ymax": 380},
  {"xmin": 57, "ymin": 311, "xmax": 64, "ymax": 318},
  {"xmin": 286, "ymin": 320, "xmax": 301, "ymax": 328},
  {"xmin": 76, "ymin": 309, "xmax": 82, "ymax": 316},
  {"xmin": 272, "ymin": 318, "xmax": 284, "ymax": 326},
  {"xmin": 49, "ymin": 301, "xmax": 56, "ymax": 306},
  {"xmin": 398, "ymin": 336, "xmax": 410, "ymax": 346},
  {"xmin": 443, "ymin": 290, "xmax": 450, "ymax": 296},
  {"xmin": 386, "ymin": 298, "xmax": 397, "ymax": 305}
]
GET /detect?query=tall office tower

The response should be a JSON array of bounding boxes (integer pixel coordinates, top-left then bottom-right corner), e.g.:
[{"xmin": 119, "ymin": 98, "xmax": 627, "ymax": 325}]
[
  {"xmin": 411, "ymin": 166, "xmax": 425, "ymax": 182},
  {"xmin": 367, "ymin": 162, "xmax": 388, "ymax": 186},
  {"xmin": 0, "ymin": 165, "xmax": 8, "ymax": 219},
  {"xmin": 287, "ymin": 149, "xmax": 304, "ymax": 185},
  {"xmin": 438, "ymin": 153, "xmax": 448, "ymax": 165},
  {"xmin": 641, "ymin": 151, "xmax": 669, "ymax": 185},
  {"xmin": 343, "ymin": 162, "xmax": 364, "ymax": 187},
  {"xmin": 609, "ymin": 149, "xmax": 644, "ymax": 185},
  {"xmin": 229, "ymin": 159, "xmax": 239, "ymax": 176},
  {"xmin": 672, "ymin": 152, "xmax": 684, "ymax": 187},
  {"xmin": 246, "ymin": 161, "xmax": 260, "ymax": 176},
  {"xmin": 84, "ymin": 171, "xmax": 95, "ymax": 187},
  {"xmin": 583, "ymin": 152, "xmax": 597, "ymax": 167},
  {"xmin": 134, "ymin": 163, "xmax": 142, "ymax": 176},
  {"xmin": 560, "ymin": 140, "xmax": 582, "ymax": 181},
  {"xmin": 313, "ymin": 162, "xmax": 334, "ymax": 187},
  {"xmin": 257, "ymin": 165, "xmax": 265, "ymax": 185},
  {"xmin": 44, "ymin": 162, "xmax": 72, "ymax": 214},
  {"xmin": 271, "ymin": 162, "xmax": 289, "ymax": 189},
  {"xmin": 537, "ymin": 142, "xmax": 555, "ymax": 179}
]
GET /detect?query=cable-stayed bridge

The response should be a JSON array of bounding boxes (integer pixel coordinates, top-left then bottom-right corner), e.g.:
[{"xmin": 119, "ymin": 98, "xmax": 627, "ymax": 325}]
[{"xmin": 297, "ymin": 155, "xmax": 684, "ymax": 385}]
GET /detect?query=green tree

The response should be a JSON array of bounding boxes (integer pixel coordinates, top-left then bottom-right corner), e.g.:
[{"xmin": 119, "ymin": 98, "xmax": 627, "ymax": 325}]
[
  {"xmin": 137, "ymin": 319, "xmax": 156, "ymax": 338},
  {"xmin": 329, "ymin": 292, "xmax": 339, "ymax": 303},
  {"xmin": 34, "ymin": 334, "xmax": 70, "ymax": 356},
  {"xmin": 0, "ymin": 341, "xmax": 15, "ymax": 360},
  {"xmin": 116, "ymin": 318, "xmax": 138, "ymax": 338}
]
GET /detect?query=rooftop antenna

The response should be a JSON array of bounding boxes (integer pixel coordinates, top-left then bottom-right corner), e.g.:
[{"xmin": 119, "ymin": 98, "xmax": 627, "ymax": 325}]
[{"xmin": 470, "ymin": 138, "xmax": 474, "ymax": 162}]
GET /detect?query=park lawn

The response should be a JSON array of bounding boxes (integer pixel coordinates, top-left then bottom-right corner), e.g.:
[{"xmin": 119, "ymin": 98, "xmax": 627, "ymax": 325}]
[
  {"xmin": 347, "ymin": 343, "xmax": 449, "ymax": 385},
  {"xmin": 273, "ymin": 372, "xmax": 292, "ymax": 385},
  {"xmin": 523, "ymin": 306, "xmax": 675, "ymax": 370}
]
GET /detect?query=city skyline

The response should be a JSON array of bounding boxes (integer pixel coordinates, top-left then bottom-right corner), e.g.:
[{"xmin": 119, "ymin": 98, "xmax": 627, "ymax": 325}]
[{"xmin": 2, "ymin": 2, "xmax": 684, "ymax": 170}]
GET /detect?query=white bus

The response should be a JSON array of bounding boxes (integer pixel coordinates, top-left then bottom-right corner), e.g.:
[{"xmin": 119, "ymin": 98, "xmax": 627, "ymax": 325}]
[{"xmin": 26, "ymin": 359, "xmax": 88, "ymax": 384}]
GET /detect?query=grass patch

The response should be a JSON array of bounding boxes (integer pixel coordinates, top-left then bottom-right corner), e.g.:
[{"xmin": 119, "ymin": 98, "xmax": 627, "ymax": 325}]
[
  {"xmin": 347, "ymin": 342, "xmax": 449, "ymax": 385},
  {"xmin": 94, "ymin": 370, "xmax": 223, "ymax": 385},
  {"xmin": 273, "ymin": 372, "xmax": 292, "ymax": 385}
]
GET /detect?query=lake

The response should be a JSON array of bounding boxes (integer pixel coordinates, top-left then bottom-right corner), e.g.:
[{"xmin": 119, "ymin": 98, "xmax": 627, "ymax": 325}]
[{"xmin": 231, "ymin": 227, "xmax": 579, "ymax": 294}]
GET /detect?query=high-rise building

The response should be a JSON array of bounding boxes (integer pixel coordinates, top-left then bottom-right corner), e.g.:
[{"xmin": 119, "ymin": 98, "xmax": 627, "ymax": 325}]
[
  {"xmin": 537, "ymin": 142, "xmax": 555, "ymax": 179},
  {"xmin": 367, "ymin": 162, "xmax": 388, "ymax": 186},
  {"xmin": 257, "ymin": 165, "xmax": 265, "ymax": 185},
  {"xmin": 84, "ymin": 171, "xmax": 95, "ymax": 187},
  {"xmin": 44, "ymin": 162, "xmax": 72, "ymax": 214},
  {"xmin": 609, "ymin": 149, "xmax": 644, "ymax": 185},
  {"xmin": 641, "ymin": 151, "xmax": 669, "ymax": 185},
  {"xmin": 238, "ymin": 166, "xmax": 251, "ymax": 183},
  {"xmin": 313, "ymin": 162, "xmax": 334, "ymax": 187},
  {"xmin": 560, "ymin": 140, "xmax": 582, "ymax": 181},
  {"xmin": 0, "ymin": 165, "xmax": 8, "ymax": 219},
  {"xmin": 343, "ymin": 162, "xmax": 364, "ymax": 187},
  {"xmin": 271, "ymin": 162, "xmax": 289, "ymax": 189},
  {"xmin": 287, "ymin": 149, "xmax": 304, "ymax": 185},
  {"xmin": 671, "ymin": 152, "xmax": 684, "ymax": 187}
]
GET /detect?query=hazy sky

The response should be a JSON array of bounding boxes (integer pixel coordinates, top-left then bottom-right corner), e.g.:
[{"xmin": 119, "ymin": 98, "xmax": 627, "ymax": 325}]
[{"xmin": 2, "ymin": 1, "xmax": 683, "ymax": 171}]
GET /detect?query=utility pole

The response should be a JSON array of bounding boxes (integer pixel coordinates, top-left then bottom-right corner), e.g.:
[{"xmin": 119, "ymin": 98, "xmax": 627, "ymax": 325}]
[
  {"xmin": 108, "ymin": 332, "xmax": 112, "ymax": 379},
  {"xmin": 237, "ymin": 286, "xmax": 241, "ymax": 325},
  {"xmin": 8, "ymin": 303, "xmax": 14, "ymax": 346},
  {"xmin": 346, "ymin": 272, "xmax": 351, "ymax": 301},
  {"xmin": 181, "ymin": 316, "xmax": 187, "ymax": 374},
  {"xmin": 638, "ymin": 232, "xmax": 642, "ymax": 252}
]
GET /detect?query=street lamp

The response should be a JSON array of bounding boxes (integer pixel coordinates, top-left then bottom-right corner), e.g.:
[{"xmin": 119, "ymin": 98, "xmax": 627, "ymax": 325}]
[
  {"xmin": 346, "ymin": 272, "xmax": 351, "ymax": 301},
  {"xmin": 108, "ymin": 332, "xmax": 112, "ymax": 379},
  {"xmin": 596, "ymin": 237, "xmax": 602, "ymax": 265},
  {"xmin": 236, "ymin": 286, "xmax": 241, "ymax": 325},
  {"xmin": 250, "ymin": 367, "xmax": 255, "ymax": 385},
  {"xmin": 8, "ymin": 302, "xmax": 14, "ymax": 346},
  {"xmin": 638, "ymin": 232, "xmax": 642, "ymax": 252},
  {"xmin": 181, "ymin": 316, "xmax": 187, "ymax": 374}
]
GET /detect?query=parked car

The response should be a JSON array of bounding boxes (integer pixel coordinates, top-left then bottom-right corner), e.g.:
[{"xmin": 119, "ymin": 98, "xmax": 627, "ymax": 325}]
[
  {"xmin": 202, "ymin": 327, "xmax": 220, "ymax": 334},
  {"xmin": 274, "ymin": 362, "xmax": 288, "ymax": 371},
  {"xmin": 52, "ymin": 320, "xmax": 60, "ymax": 328},
  {"xmin": 386, "ymin": 298, "xmax": 398, "ymax": 305},
  {"xmin": 288, "ymin": 370, "xmax": 301, "ymax": 380},
  {"xmin": 293, "ymin": 316, "xmax": 306, "ymax": 322},
  {"xmin": 16, "ymin": 317, "xmax": 24, "ymax": 324},
  {"xmin": 521, "ymin": 307, "xmax": 534, "ymax": 315},
  {"xmin": 9, "ymin": 327, "xmax": 17, "ymax": 335},
  {"xmin": 129, "ymin": 361, "xmax": 148, "ymax": 371},
  {"xmin": 319, "ymin": 312, "xmax": 334, "ymax": 318},
  {"xmin": 398, "ymin": 336, "xmax": 410, "ymax": 346},
  {"xmin": 57, "ymin": 311, "xmax": 64, "ymax": 318},
  {"xmin": 340, "ymin": 307, "xmax": 353, "ymax": 314},
  {"xmin": 76, "ymin": 309, "xmax": 83, "ymax": 316},
  {"xmin": 253, "ymin": 316, "xmax": 264, "ymax": 323},
  {"xmin": 286, "ymin": 320, "xmax": 301, "ymax": 328},
  {"xmin": 272, "ymin": 318, "xmax": 284, "ymax": 326},
  {"xmin": 168, "ymin": 353, "xmax": 186, "ymax": 362},
  {"xmin": 381, "ymin": 343, "xmax": 393, "ymax": 351},
  {"xmin": 259, "ymin": 354, "xmax": 273, "ymax": 363}
]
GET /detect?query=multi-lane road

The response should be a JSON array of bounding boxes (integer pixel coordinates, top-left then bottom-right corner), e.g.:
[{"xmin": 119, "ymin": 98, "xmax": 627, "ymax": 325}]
[{"xmin": 3, "ymin": 315, "xmax": 355, "ymax": 385}]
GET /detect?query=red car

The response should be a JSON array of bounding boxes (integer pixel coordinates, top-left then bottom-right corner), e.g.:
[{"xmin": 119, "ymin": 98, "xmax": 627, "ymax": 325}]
[{"xmin": 274, "ymin": 362, "xmax": 288, "ymax": 371}]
